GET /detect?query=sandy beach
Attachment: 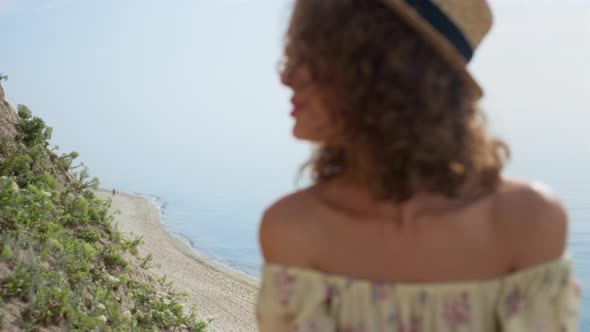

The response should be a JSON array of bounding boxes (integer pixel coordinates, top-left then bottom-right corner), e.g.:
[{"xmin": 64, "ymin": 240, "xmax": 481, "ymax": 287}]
[{"xmin": 95, "ymin": 190, "xmax": 259, "ymax": 332}]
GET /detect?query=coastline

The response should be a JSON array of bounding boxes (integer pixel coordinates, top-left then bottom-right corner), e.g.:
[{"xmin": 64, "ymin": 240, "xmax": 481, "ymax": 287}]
[{"xmin": 95, "ymin": 190, "xmax": 259, "ymax": 332}]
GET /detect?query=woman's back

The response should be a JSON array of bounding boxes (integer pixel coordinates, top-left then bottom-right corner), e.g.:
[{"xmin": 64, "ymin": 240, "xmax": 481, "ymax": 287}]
[
  {"xmin": 259, "ymin": 178, "xmax": 565, "ymax": 284},
  {"xmin": 257, "ymin": 180, "xmax": 580, "ymax": 331}
]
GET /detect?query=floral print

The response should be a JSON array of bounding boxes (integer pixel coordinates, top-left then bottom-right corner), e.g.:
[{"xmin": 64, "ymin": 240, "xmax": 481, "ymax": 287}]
[
  {"xmin": 397, "ymin": 315, "xmax": 422, "ymax": 332},
  {"xmin": 443, "ymin": 291, "xmax": 470, "ymax": 327},
  {"xmin": 274, "ymin": 270, "xmax": 297, "ymax": 306},
  {"xmin": 418, "ymin": 291, "xmax": 429, "ymax": 305},
  {"xmin": 371, "ymin": 283, "xmax": 393, "ymax": 303},
  {"xmin": 257, "ymin": 257, "xmax": 581, "ymax": 332},
  {"xmin": 504, "ymin": 288, "xmax": 526, "ymax": 317}
]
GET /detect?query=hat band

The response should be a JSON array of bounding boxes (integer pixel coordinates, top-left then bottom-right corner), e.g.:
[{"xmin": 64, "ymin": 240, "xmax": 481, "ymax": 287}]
[{"xmin": 404, "ymin": 0, "xmax": 474, "ymax": 62}]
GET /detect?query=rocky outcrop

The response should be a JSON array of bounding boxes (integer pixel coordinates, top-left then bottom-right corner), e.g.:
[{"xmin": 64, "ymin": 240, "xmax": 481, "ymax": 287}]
[{"xmin": 0, "ymin": 82, "xmax": 19, "ymax": 140}]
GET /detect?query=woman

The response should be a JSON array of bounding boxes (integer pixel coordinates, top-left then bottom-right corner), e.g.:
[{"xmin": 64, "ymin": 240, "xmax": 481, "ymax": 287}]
[{"xmin": 257, "ymin": 0, "xmax": 581, "ymax": 331}]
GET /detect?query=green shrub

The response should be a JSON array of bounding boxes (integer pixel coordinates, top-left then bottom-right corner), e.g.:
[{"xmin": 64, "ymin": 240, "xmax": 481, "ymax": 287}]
[
  {"xmin": 76, "ymin": 227, "xmax": 101, "ymax": 243},
  {"xmin": 0, "ymin": 104, "xmax": 207, "ymax": 331},
  {"xmin": 1, "ymin": 243, "xmax": 12, "ymax": 261},
  {"xmin": 67, "ymin": 195, "xmax": 90, "ymax": 224},
  {"xmin": 1, "ymin": 264, "xmax": 32, "ymax": 299},
  {"xmin": 102, "ymin": 245, "xmax": 128, "ymax": 270},
  {"xmin": 140, "ymin": 253, "xmax": 153, "ymax": 269},
  {"xmin": 123, "ymin": 235, "xmax": 143, "ymax": 255}
]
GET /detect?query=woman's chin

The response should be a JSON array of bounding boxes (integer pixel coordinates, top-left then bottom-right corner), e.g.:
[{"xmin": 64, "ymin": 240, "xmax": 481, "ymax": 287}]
[
  {"xmin": 292, "ymin": 125, "xmax": 311, "ymax": 140},
  {"xmin": 292, "ymin": 126, "xmax": 324, "ymax": 142},
  {"xmin": 292, "ymin": 126, "xmax": 308, "ymax": 140}
]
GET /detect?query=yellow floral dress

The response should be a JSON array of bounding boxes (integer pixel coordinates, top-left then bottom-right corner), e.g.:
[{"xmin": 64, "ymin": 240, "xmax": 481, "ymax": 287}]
[{"xmin": 257, "ymin": 256, "xmax": 581, "ymax": 331}]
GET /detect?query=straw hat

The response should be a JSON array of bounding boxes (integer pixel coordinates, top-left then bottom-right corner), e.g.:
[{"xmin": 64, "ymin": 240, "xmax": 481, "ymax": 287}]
[{"xmin": 382, "ymin": 0, "xmax": 493, "ymax": 96}]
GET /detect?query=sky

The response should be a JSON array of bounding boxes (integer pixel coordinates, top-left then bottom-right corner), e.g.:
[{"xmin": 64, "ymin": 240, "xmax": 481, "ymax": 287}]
[
  {"xmin": 0, "ymin": 0, "xmax": 589, "ymax": 199},
  {"xmin": 1, "ymin": 0, "xmax": 300, "ymax": 195}
]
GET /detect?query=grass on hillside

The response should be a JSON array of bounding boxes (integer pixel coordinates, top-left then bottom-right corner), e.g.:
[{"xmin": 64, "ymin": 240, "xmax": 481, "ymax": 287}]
[{"xmin": 0, "ymin": 104, "xmax": 209, "ymax": 331}]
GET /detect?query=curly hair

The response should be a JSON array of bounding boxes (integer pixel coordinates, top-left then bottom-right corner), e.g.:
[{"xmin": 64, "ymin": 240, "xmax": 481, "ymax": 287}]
[{"xmin": 283, "ymin": 0, "xmax": 510, "ymax": 202}]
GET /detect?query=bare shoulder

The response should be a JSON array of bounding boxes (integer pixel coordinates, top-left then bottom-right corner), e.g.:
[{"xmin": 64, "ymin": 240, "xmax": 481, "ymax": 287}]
[
  {"xmin": 494, "ymin": 178, "xmax": 568, "ymax": 269},
  {"xmin": 259, "ymin": 187, "xmax": 318, "ymax": 267}
]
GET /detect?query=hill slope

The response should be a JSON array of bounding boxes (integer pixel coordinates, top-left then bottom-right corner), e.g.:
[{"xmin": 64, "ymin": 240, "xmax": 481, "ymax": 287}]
[{"xmin": 0, "ymin": 81, "xmax": 208, "ymax": 331}]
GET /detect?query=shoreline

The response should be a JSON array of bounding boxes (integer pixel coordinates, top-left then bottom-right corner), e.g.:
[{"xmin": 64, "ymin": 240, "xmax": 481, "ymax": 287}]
[
  {"xmin": 95, "ymin": 190, "xmax": 259, "ymax": 332},
  {"xmin": 124, "ymin": 191, "xmax": 258, "ymax": 283}
]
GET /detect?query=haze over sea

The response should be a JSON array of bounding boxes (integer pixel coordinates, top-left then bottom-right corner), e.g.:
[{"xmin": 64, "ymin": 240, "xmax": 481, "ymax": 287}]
[{"xmin": 1, "ymin": 0, "xmax": 588, "ymax": 327}]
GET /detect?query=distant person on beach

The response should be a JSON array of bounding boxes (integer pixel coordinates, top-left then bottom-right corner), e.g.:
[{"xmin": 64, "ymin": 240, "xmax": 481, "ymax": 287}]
[
  {"xmin": 256, "ymin": 1, "xmax": 580, "ymax": 331},
  {"xmin": 112, "ymin": 189, "xmax": 116, "ymax": 196}
]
